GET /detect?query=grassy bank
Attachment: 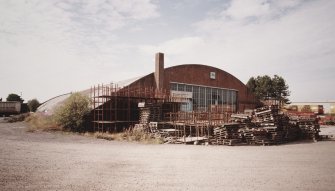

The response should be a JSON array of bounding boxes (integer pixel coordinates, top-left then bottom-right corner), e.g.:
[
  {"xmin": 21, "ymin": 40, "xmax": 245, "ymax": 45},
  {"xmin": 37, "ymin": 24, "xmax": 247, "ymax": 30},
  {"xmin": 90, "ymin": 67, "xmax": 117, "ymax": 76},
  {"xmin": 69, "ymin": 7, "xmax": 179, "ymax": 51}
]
[
  {"xmin": 25, "ymin": 113, "xmax": 62, "ymax": 132},
  {"xmin": 25, "ymin": 113, "xmax": 162, "ymax": 144}
]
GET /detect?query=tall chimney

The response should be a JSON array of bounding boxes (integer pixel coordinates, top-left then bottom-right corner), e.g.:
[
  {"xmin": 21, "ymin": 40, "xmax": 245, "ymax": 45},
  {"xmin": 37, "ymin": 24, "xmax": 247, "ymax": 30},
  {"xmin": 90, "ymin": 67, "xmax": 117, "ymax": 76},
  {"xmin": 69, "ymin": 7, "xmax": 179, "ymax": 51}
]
[{"xmin": 155, "ymin": 52, "xmax": 164, "ymax": 91}]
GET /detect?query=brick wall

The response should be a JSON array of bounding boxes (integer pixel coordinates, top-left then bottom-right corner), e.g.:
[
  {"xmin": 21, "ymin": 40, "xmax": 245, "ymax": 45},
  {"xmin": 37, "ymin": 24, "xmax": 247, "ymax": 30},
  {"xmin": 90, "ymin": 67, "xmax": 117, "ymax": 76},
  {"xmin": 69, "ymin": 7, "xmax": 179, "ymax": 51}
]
[{"xmin": 128, "ymin": 64, "xmax": 256, "ymax": 112}]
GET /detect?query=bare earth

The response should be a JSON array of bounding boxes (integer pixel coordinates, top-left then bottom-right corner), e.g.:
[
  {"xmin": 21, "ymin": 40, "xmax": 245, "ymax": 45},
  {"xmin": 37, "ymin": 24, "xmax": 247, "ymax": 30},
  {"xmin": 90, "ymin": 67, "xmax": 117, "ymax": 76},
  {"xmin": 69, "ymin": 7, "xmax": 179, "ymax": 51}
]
[{"xmin": 1, "ymin": 121, "xmax": 335, "ymax": 191}]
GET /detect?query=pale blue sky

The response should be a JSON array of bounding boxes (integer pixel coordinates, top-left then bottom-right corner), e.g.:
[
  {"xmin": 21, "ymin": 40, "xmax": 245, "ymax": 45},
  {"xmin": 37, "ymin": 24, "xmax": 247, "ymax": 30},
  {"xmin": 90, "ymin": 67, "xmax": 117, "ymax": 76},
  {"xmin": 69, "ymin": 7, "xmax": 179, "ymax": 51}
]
[{"xmin": 0, "ymin": 0, "xmax": 334, "ymax": 102}]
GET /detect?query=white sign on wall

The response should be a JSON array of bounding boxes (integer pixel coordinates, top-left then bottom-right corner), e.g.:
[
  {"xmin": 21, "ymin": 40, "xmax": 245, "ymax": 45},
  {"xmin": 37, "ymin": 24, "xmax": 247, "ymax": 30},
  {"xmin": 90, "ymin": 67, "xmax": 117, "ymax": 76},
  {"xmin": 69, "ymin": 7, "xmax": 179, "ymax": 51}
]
[
  {"xmin": 170, "ymin": 90, "xmax": 193, "ymax": 99},
  {"xmin": 170, "ymin": 91, "xmax": 192, "ymax": 103},
  {"xmin": 138, "ymin": 102, "xmax": 145, "ymax": 108},
  {"xmin": 210, "ymin": 72, "xmax": 216, "ymax": 79}
]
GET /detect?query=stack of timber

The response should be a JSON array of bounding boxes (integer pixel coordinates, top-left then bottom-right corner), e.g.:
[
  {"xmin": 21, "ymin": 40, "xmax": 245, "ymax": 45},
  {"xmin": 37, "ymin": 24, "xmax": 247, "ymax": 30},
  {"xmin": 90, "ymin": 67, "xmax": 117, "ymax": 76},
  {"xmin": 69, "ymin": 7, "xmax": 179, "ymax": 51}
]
[
  {"xmin": 147, "ymin": 104, "xmax": 161, "ymax": 122},
  {"xmin": 162, "ymin": 105, "xmax": 321, "ymax": 146},
  {"xmin": 239, "ymin": 127, "xmax": 254, "ymax": 144},
  {"xmin": 238, "ymin": 127, "xmax": 282, "ymax": 145},
  {"xmin": 253, "ymin": 105, "xmax": 278, "ymax": 124},
  {"xmin": 138, "ymin": 105, "xmax": 159, "ymax": 135},
  {"xmin": 213, "ymin": 123, "xmax": 241, "ymax": 145},
  {"xmin": 230, "ymin": 113, "xmax": 252, "ymax": 127},
  {"xmin": 282, "ymin": 125, "xmax": 300, "ymax": 142},
  {"xmin": 221, "ymin": 105, "xmax": 318, "ymax": 146},
  {"xmin": 250, "ymin": 105, "xmax": 284, "ymax": 145},
  {"xmin": 253, "ymin": 129, "xmax": 271, "ymax": 145},
  {"xmin": 139, "ymin": 108, "xmax": 150, "ymax": 124},
  {"xmin": 264, "ymin": 126, "xmax": 284, "ymax": 145},
  {"xmin": 138, "ymin": 104, "xmax": 162, "ymax": 125},
  {"xmin": 287, "ymin": 113, "xmax": 320, "ymax": 141}
]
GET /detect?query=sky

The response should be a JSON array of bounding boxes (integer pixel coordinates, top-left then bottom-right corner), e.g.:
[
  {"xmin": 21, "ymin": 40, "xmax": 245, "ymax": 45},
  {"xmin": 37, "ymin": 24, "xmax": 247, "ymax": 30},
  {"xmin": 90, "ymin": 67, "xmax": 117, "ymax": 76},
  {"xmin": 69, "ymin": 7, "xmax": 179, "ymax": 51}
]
[{"xmin": 0, "ymin": 0, "xmax": 334, "ymax": 103}]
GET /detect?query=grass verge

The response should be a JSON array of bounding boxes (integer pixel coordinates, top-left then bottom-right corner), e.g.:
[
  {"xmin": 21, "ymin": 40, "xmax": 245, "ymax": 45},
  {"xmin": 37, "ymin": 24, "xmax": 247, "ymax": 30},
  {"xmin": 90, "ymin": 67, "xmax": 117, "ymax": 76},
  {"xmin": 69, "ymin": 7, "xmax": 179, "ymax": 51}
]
[
  {"xmin": 25, "ymin": 113, "xmax": 162, "ymax": 144},
  {"xmin": 94, "ymin": 128, "xmax": 164, "ymax": 144},
  {"xmin": 25, "ymin": 113, "xmax": 62, "ymax": 132}
]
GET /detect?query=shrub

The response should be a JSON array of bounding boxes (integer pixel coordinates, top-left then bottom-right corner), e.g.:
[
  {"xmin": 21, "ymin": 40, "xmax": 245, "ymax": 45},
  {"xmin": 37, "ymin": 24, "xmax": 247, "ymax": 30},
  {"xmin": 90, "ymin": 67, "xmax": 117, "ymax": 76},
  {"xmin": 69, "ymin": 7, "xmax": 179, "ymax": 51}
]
[
  {"xmin": 53, "ymin": 93, "xmax": 91, "ymax": 131},
  {"xmin": 25, "ymin": 113, "xmax": 60, "ymax": 132},
  {"xmin": 5, "ymin": 113, "xmax": 30, "ymax": 123},
  {"xmin": 27, "ymin": 99, "xmax": 40, "ymax": 112}
]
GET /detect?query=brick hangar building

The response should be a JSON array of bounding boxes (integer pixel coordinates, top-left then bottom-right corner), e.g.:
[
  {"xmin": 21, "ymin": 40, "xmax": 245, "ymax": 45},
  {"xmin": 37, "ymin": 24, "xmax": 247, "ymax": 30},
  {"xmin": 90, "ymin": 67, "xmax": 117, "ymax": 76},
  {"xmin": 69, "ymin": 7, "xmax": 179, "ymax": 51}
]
[
  {"xmin": 128, "ymin": 52, "xmax": 256, "ymax": 113},
  {"xmin": 90, "ymin": 52, "xmax": 256, "ymax": 131},
  {"xmin": 38, "ymin": 52, "xmax": 256, "ymax": 131}
]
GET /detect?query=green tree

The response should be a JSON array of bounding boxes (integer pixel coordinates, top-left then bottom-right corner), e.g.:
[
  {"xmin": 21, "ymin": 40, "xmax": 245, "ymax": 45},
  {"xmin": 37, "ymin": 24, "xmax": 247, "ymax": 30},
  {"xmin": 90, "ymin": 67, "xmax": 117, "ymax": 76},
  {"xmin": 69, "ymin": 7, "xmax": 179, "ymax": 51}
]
[
  {"xmin": 6, "ymin": 93, "xmax": 24, "ymax": 103},
  {"xmin": 27, "ymin": 99, "xmax": 40, "ymax": 112},
  {"xmin": 256, "ymin": 75, "xmax": 273, "ymax": 99},
  {"xmin": 272, "ymin": 75, "xmax": 290, "ymax": 105},
  {"xmin": 246, "ymin": 77, "xmax": 256, "ymax": 93},
  {"xmin": 53, "ymin": 93, "xmax": 91, "ymax": 131},
  {"xmin": 247, "ymin": 75, "xmax": 290, "ymax": 106}
]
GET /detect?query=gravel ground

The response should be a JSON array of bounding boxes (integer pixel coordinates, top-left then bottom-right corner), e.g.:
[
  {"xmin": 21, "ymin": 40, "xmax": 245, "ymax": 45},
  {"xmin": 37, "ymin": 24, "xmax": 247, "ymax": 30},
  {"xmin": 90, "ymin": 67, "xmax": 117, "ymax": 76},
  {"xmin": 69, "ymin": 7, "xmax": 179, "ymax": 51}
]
[{"xmin": 1, "ymin": 121, "xmax": 335, "ymax": 191}]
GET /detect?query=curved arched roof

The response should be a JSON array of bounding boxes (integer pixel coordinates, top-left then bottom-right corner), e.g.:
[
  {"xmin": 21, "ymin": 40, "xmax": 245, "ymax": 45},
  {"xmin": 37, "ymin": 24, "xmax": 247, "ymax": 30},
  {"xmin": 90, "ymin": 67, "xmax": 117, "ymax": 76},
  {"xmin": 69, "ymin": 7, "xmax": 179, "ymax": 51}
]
[
  {"xmin": 124, "ymin": 64, "xmax": 247, "ymax": 90},
  {"xmin": 165, "ymin": 64, "xmax": 246, "ymax": 86},
  {"xmin": 38, "ymin": 64, "xmax": 253, "ymax": 115}
]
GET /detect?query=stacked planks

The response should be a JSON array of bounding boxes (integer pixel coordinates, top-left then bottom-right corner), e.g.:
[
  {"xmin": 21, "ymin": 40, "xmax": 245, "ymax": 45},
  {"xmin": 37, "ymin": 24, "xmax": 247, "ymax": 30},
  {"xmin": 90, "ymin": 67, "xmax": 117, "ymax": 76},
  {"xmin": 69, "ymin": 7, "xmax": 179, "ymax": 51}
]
[
  {"xmin": 213, "ymin": 123, "xmax": 240, "ymax": 145},
  {"xmin": 214, "ymin": 105, "xmax": 322, "ymax": 146},
  {"xmin": 288, "ymin": 114, "xmax": 320, "ymax": 141},
  {"xmin": 139, "ymin": 108, "xmax": 150, "ymax": 124}
]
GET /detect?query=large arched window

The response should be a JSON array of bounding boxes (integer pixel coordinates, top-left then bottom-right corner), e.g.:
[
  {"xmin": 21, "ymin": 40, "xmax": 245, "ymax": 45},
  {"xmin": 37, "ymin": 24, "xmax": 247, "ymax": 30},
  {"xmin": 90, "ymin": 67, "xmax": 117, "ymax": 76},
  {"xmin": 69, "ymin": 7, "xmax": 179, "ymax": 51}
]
[{"xmin": 170, "ymin": 82, "xmax": 238, "ymax": 112}]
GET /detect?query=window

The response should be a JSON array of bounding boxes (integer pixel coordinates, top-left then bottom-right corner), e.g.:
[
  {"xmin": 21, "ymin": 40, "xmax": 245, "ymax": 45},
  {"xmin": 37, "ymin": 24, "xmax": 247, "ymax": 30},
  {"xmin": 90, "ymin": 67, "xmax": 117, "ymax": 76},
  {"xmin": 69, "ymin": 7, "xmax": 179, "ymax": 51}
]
[
  {"xmin": 222, "ymin": 89, "xmax": 227, "ymax": 104},
  {"xmin": 170, "ymin": 82, "xmax": 237, "ymax": 112},
  {"xmin": 212, "ymin": 88, "xmax": 218, "ymax": 105},
  {"xmin": 171, "ymin": 83, "xmax": 177, "ymax": 91},
  {"xmin": 185, "ymin": 85, "xmax": 192, "ymax": 92},
  {"xmin": 177, "ymin": 84, "xmax": 185, "ymax": 91}
]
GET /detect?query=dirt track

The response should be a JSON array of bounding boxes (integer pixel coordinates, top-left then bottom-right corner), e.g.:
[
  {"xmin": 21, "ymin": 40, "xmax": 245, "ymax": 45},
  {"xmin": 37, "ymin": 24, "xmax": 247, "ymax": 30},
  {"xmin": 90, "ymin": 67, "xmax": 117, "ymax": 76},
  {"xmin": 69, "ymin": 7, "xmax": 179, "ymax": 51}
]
[{"xmin": 1, "ymin": 121, "xmax": 335, "ymax": 191}]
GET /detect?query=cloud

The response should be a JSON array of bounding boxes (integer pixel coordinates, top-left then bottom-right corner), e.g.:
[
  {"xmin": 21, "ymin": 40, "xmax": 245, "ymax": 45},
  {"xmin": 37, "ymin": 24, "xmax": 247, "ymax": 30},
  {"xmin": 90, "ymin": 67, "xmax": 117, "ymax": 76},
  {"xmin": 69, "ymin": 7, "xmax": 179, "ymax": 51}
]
[
  {"xmin": 138, "ymin": 0, "xmax": 335, "ymax": 101},
  {"xmin": 0, "ymin": 0, "xmax": 160, "ymax": 65},
  {"xmin": 140, "ymin": 37, "xmax": 204, "ymax": 55},
  {"xmin": 139, "ymin": 36, "xmax": 207, "ymax": 67},
  {"xmin": 1, "ymin": 0, "xmax": 334, "ymax": 103},
  {"xmin": 224, "ymin": 0, "xmax": 271, "ymax": 20},
  {"xmin": 0, "ymin": 0, "xmax": 159, "ymax": 47},
  {"xmin": 0, "ymin": 0, "xmax": 159, "ymax": 101},
  {"xmin": 222, "ymin": 0, "xmax": 304, "ymax": 22}
]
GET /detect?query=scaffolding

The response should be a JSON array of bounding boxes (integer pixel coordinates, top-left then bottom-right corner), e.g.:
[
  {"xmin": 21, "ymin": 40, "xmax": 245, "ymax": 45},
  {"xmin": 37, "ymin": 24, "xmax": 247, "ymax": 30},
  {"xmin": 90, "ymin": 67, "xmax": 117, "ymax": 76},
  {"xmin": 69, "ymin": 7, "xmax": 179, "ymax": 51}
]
[
  {"xmin": 161, "ymin": 111, "xmax": 232, "ymax": 141},
  {"xmin": 91, "ymin": 83, "xmax": 175, "ymax": 132},
  {"xmin": 91, "ymin": 83, "xmax": 235, "ymax": 137}
]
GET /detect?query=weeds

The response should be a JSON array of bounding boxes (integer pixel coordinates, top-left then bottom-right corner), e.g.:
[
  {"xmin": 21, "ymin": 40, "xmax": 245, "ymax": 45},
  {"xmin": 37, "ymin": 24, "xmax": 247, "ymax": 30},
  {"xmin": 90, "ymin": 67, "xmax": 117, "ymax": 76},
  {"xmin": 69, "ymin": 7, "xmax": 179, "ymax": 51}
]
[
  {"xmin": 24, "ymin": 113, "xmax": 162, "ymax": 144},
  {"xmin": 94, "ymin": 127, "xmax": 163, "ymax": 144},
  {"xmin": 4, "ymin": 113, "xmax": 30, "ymax": 123},
  {"xmin": 25, "ymin": 113, "xmax": 61, "ymax": 132}
]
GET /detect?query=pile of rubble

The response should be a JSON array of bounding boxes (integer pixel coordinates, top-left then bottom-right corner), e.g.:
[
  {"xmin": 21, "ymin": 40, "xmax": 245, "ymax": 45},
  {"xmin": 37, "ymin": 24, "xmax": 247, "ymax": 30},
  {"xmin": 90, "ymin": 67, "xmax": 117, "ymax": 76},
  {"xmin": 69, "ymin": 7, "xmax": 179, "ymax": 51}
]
[{"xmin": 212, "ymin": 105, "xmax": 320, "ymax": 146}]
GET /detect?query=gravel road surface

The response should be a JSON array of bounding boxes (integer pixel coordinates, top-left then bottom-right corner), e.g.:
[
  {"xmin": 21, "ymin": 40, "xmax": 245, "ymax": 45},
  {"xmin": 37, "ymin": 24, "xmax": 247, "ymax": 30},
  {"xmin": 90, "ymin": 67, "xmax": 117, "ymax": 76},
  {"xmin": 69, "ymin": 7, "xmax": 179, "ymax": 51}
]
[{"xmin": 1, "ymin": 121, "xmax": 335, "ymax": 191}]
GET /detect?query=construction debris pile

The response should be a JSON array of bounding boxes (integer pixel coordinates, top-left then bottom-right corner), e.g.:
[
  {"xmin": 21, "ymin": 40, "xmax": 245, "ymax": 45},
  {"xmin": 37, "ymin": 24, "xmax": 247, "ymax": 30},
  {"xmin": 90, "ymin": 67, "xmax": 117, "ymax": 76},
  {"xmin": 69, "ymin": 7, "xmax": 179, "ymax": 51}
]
[
  {"xmin": 212, "ymin": 105, "xmax": 320, "ymax": 146},
  {"xmin": 139, "ymin": 104, "xmax": 161, "ymax": 124},
  {"xmin": 135, "ymin": 104, "xmax": 321, "ymax": 146},
  {"xmin": 287, "ymin": 113, "xmax": 320, "ymax": 141},
  {"xmin": 213, "ymin": 123, "xmax": 240, "ymax": 145}
]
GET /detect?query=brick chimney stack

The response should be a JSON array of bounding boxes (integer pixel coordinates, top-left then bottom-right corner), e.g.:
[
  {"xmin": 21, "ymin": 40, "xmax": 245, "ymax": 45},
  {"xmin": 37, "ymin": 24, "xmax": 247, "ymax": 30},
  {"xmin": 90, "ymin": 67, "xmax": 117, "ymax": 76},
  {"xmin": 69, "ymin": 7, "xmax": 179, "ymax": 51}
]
[{"xmin": 155, "ymin": 52, "xmax": 164, "ymax": 91}]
